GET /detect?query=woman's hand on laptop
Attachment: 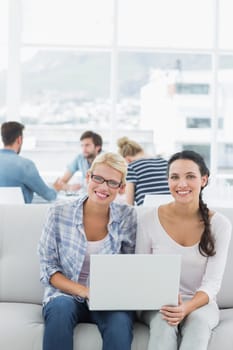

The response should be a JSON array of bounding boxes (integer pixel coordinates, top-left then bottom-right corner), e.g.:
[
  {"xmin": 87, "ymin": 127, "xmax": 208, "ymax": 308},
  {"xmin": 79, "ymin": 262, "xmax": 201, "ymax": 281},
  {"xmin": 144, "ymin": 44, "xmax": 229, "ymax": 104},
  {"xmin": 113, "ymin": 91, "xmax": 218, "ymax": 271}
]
[
  {"xmin": 77, "ymin": 284, "xmax": 89, "ymax": 300},
  {"xmin": 160, "ymin": 294, "xmax": 186, "ymax": 326}
]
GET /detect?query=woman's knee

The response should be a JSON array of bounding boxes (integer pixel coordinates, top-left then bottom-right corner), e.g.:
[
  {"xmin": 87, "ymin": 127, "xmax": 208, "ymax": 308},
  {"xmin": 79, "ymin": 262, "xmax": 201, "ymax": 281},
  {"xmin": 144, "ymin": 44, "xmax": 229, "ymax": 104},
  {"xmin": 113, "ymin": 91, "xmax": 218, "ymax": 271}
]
[
  {"xmin": 43, "ymin": 296, "xmax": 78, "ymax": 327},
  {"xmin": 142, "ymin": 310, "xmax": 176, "ymax": 339},
  {"xmin": 96, "ymin": 311, "xmax": 134, "ymax": 339},
  {"xmin": 109, "ymin": 311, "xmax": 134, "ymax": 331},
  {"xmin": 184, "ymin": 303, "xmax": 219, "ymax": 331},
  {"xmin": 107, "ymin": 311, "xmax": 134, "ymax": 348},
  {"xmin": 142, "ymin": 310, "xmax": 166, "ymax": 328}
]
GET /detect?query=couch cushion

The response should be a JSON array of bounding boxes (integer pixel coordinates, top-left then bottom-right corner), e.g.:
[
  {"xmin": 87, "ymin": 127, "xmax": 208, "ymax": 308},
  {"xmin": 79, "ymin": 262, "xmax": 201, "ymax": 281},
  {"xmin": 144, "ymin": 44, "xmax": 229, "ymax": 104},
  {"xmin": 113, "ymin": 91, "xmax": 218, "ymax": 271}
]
[
  {"xmin": 0, "ymin": 303, "xmax": 43, "ymax": 350},
  {"xmin": 0, "ymin": 204, "xmax": 49, "ymax": 304},
  {"xmin": 0, "ymin": 301, "xmax": 232, "ymax": 350},
  {"xmin": 208, "ymin": 308, "xmax": 233, "ymax": 350},
  {"xmin": 73, "ymin": 323, "xmax": 149, "ymax": 350},
  {"xmin": 213, "ymin": 207, "xmax": 233, "ymax": 308},
  {"xmin": 0, "ymin": 302, "xmax": 149, "ymax": 350}
]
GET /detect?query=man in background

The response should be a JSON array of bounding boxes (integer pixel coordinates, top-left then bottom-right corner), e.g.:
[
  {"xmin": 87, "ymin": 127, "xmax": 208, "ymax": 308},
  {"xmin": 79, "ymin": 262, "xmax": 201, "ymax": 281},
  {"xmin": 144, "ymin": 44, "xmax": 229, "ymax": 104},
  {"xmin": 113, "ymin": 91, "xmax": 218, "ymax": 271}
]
[
  {"xmin": 0, "ymin": 121, "xmax": 57, "ymax": 203},
  {"xmin": 53, "ymin": 130, "xmax": 103, "ymax": 192}
]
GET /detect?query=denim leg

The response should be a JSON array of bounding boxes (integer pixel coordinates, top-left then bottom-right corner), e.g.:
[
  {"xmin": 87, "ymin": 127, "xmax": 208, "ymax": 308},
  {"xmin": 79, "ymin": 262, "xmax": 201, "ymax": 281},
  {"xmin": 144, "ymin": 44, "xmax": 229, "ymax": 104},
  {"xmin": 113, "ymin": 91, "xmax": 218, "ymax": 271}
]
[
  {"xmin": 179, "ymin": 302, "xmax": 219, "ymax": 350},
  {"xmin": 43, "ymin": 296, "xmax": 89, "ymax": 350},
  {"xmin": 140, "ymin": 310, "xmax": 178, "ymax": 350},
  {"xmin": 90, "ymin": 310, "xmax": 135, "ymax": 350}
]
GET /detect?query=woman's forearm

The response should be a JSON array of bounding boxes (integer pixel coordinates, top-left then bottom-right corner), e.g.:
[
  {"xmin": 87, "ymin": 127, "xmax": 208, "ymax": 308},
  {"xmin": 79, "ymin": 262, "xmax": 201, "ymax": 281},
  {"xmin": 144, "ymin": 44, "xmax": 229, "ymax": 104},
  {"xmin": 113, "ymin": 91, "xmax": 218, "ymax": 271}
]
[{"xmin": 50, "ymin": 272, "xmax": 89, "ymax": 299}]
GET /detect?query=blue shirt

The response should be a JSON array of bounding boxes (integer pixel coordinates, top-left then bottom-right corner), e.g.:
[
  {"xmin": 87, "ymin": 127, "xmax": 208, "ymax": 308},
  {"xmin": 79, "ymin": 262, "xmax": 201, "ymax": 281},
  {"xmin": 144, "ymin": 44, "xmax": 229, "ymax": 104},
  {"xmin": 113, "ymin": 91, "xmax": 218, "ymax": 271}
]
[
  {"xmin": 0, "ymin": 149, "xmax": 57, "ymax": 203},
  {"xmin": 67, "ymin": 154, "xmax": 90, "ymax": 181},
  {"xmin": 38, "ymin": 195, "xmax": 137, "ymax": 305}
]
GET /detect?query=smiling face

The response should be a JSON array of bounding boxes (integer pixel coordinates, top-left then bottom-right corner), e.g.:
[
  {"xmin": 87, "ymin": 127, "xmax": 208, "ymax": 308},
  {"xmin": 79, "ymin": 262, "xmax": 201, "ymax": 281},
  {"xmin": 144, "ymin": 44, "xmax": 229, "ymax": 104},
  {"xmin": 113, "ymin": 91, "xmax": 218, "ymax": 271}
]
[
  {"xmin": 168, "ymin": 159, "xmax": 208, "ymax": 204},
  {"xmin": 87, "ymin": 163, "xmax": 125, "ymax": 205}
]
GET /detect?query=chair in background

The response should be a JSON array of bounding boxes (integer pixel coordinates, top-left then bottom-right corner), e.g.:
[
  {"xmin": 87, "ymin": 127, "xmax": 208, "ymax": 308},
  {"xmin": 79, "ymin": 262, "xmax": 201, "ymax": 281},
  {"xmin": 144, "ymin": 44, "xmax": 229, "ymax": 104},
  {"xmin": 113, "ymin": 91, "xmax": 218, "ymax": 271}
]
[
  {"xmin": 0, "ymin": 187, "xmax": 25, "ymax": 204},
  {"xmin": 143, "ymin": 194, "xmax": 173, "ymax": 207},
  {"xmin": 203, "ymin": 184, "xmax": 233, "ymax": 208}
]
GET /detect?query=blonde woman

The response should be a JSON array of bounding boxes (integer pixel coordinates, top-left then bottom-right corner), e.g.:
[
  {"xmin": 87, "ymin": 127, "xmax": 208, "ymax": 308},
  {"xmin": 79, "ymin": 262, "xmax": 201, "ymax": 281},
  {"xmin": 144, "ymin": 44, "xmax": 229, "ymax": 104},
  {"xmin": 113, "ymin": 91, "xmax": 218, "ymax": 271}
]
[
  {"xmin": 117, "ymin": 136, "xmax": 169, "ymax": 205},
  {"xmin": 38, "ymin": 152, "xmax": 137, "ymax": 350}
]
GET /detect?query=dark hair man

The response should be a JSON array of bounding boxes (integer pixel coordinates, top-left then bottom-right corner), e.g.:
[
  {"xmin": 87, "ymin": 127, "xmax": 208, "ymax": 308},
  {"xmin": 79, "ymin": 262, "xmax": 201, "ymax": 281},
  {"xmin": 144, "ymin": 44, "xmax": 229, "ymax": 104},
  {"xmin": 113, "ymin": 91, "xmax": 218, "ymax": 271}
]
[
  {"xmin": 0, "ymin": 121, "xmax": 57, "ymax": 203},
  {"xmin": 54, "ymin": 130, "xmax": 103, "ymax": 192},
  {"xmin": 53, "ymin": 130, "xmax": 103, "ymax": 191}
]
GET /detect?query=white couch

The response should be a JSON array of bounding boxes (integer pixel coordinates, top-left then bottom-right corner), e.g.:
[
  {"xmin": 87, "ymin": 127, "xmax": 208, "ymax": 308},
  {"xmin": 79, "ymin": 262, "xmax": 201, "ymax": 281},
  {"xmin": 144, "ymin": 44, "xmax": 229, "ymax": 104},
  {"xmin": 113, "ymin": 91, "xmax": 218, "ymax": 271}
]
[{"xmin": 0, "ymin": 204, "xmax": 232, "ymax": 350}]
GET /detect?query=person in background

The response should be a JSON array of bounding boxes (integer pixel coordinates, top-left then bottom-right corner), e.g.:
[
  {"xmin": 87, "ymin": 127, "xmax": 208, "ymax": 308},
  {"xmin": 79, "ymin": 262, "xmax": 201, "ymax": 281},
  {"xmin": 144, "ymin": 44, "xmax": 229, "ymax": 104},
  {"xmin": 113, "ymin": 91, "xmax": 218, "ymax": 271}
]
[
  {"xmin": 0, "ymin": 121, "xmax": 57, "ymax": 203},
  {"xmin": 54, "ymin": 130, "xmax": 102, "ymax": 192},
  {"xmin": 117, "ymin": 136, "xmax": 170, "ymax": 205},
  {"xmin": 136, "ymin": 150, "xmax": 232, "ymax": 350},
  {"xmin": 38, "ymin": 152, "xmax": 137, "ymax": 350}
]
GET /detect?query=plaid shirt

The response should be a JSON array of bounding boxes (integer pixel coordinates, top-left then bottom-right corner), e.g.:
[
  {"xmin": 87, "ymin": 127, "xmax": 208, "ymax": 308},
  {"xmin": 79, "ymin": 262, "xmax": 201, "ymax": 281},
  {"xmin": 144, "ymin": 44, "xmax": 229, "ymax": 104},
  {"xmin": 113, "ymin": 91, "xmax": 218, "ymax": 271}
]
[{"xmin": 38, "ymin": 195, "xmax": 137, "ymax": 305}]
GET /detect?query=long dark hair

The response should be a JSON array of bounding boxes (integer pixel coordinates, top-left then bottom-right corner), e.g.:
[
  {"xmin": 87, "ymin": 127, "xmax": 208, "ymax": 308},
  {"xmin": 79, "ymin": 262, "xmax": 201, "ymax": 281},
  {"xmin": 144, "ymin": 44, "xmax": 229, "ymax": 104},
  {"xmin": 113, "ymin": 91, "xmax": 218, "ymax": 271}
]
[{"xmin": 167, "ymin": 150, "xmax": 215, "ymax": 257}]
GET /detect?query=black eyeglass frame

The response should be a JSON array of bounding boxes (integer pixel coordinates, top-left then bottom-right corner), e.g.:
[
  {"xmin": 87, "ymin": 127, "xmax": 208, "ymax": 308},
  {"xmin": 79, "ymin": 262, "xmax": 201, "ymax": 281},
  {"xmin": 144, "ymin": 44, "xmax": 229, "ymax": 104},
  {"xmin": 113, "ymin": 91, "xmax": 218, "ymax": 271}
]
[{"xmin": 90, "ymin": 174, "xmax": 122, "ymax": 189}]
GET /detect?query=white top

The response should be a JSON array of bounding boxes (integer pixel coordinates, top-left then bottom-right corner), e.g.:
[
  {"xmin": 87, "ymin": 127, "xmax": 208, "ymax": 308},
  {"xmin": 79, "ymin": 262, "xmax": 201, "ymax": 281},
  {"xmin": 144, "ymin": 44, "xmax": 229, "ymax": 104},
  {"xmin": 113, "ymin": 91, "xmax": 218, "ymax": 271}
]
[
  {"xmin": 78, "ymin": 236, "xmax": 108, "ymax": 286},
  {"xmin": 136, "ymin": 207, "xmax": 232, "ymax": 302}
]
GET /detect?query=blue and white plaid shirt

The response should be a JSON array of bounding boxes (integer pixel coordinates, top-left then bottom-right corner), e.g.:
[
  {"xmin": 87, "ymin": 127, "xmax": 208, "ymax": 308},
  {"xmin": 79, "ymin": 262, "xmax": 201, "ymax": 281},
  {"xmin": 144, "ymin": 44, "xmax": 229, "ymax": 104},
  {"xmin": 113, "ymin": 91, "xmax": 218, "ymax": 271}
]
[{"xmin": 38, "ymin": 195, "xmax": 137, "ymax": 305}]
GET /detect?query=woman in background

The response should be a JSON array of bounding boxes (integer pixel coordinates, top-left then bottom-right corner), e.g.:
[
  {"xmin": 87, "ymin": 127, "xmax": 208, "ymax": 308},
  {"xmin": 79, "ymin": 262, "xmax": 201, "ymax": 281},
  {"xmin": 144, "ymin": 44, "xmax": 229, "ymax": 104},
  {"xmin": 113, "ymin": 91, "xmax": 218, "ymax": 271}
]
[
  {"xmin": 38, "ymin": 152, "xmax": 137, "ymax": 350},
  {"xmin": 136, "ymin": 150, "xmax": 231, "ymax": 350},
  {"xmin": 117, "ymin": 136, "xmax": 169, "ymax": 205}
]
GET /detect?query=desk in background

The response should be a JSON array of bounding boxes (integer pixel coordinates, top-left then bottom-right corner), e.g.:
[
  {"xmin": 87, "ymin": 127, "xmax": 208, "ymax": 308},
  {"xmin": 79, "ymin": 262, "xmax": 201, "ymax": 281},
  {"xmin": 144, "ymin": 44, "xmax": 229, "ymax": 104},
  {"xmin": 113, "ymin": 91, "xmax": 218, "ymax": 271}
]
[{"xmin": 32, "ymin": 191, "xmax": 81, "ymax": 204}]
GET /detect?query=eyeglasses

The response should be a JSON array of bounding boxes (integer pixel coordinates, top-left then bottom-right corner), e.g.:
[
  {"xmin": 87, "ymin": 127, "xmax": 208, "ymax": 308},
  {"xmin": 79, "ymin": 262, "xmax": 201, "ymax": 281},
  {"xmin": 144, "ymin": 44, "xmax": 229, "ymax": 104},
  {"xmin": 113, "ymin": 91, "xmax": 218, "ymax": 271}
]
[{"xmin": 90, "ymin": 174, "xmax": 122, "ymax": 189}]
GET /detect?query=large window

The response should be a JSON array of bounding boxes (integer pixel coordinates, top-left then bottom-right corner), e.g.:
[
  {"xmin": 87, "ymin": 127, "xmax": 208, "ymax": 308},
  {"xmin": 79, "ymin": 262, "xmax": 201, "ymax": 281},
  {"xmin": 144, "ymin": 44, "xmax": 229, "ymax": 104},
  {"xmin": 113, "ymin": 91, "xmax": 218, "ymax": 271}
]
[
  {"xmin": 219, "ymin": 0, "xmax": 233, "ymax": 50},
  {"xmin": 118, "ymin": 0, "xmax": 213, "ymax": 48},
  {"xmin": 0, "ymin": 0, "xmax": 8, "ymax": 44},
  {"xmin": 22, "ymin": 0, "xmax": 113, "ymax": 46},
  {"xmin": 0, "ymin": 0, "xmax": 8, "ymax": 122},
  {"xmin": 4, "ymin": 0, "xmax": 233, "ymax": 181},
  {"xmin": 21, "ymin": 50, "xmax": 110, "ymax": 127},
  {"xmin": 217, "ymin": 55, "xmax": 233, "ymax": 176},
  {"xmin": 118, "ymin": 52, "xmax": 212, "ymax": 157}
]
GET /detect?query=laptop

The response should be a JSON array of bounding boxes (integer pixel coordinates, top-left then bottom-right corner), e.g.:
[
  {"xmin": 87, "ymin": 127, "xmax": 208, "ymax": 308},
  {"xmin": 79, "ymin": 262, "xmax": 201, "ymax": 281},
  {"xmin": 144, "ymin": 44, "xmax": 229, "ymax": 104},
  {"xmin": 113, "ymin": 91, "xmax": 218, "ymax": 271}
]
[{"xmin": 88, "ymin": 254, "xmax": 181, "ymax": 310}]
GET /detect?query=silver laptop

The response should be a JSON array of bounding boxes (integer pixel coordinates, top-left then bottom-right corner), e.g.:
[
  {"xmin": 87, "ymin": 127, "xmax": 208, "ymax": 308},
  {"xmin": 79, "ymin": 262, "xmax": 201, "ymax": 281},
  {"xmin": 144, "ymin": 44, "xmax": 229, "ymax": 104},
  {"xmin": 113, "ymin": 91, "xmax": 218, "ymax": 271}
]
[{"xmin": 88, "ymin": 254, "xmax": 181, "ymax": 310}]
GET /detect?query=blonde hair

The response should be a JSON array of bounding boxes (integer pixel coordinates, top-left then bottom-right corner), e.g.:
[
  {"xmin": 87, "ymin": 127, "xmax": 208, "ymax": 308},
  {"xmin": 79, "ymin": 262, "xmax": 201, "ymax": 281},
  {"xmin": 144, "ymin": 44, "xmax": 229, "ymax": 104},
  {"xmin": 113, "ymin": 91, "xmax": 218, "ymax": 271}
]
[
  {"xmin": 89, "ymin": 152, "xmax": 128, "ymax": 185},
  {"xmin": 117, "ymin": 136, "xmax": 143, "ymax": 158}
]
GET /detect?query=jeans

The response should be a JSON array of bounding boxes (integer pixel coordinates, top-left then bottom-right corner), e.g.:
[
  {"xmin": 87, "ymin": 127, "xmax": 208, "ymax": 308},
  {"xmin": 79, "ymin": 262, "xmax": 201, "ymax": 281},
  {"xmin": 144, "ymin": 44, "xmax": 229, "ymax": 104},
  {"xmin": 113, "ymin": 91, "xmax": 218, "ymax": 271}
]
[
  {"xmin": 43, "ymin": 295, "xmax": 135, "ymax": 350},
  {"xmin": 140, "ymin": 301, "xmax": 219, "ymax": 350}
]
